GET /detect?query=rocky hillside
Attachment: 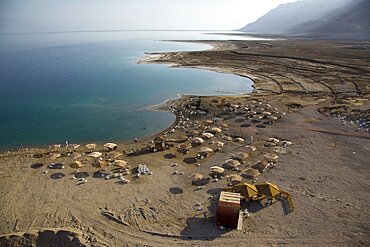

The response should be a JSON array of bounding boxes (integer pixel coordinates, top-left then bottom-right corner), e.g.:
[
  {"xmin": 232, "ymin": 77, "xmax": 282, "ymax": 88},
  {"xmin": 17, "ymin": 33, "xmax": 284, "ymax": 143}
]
[{"xmin": 239, "ymin": 0, "xmax": 370, "ymax": 40}]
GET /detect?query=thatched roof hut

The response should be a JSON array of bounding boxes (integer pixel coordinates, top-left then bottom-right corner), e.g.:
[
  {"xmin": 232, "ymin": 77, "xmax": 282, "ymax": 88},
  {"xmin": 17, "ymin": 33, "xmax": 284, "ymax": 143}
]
[
  {"xmin": 244, "ymin": 145, "xmax": 257, "ymax": 153},
  {"xmin": 178, "ymin": 143, "xmax": 192, "ymax": 153},
  {"xmin": 48, "ymin": 153, "xmax": 61, "ymax": 160},
  {"xmin": 231, "ymin": 152, "xmax": 249, "ymax": 162},
  {"xmin": 192, "ymin": 173, "xmax": 208, "ymax": 186},
  {"xmin": 234, "ymin": 137, "xmax": 245, "ymax": 143},
  {"xmin": 224, "ymin": 159, "xmax": 241, "ymax": 169},
  {"xmin": 192, "ymin": 137, "xmax": 205, "ymax": 146},
  {"xmin": 244, "ymin": 168, "xmax": 261, "ymax": 178},
  {"xmin": 85, "ymin": 143, "xmax": 97, "ymax": 150},
  {"xmin": 94, "ymin": 159, "xmax": 107, "ymax": 168},
  {"xmin": 253, "ymin": 160, "xmax": 271, "ymax": 172},
  {"xmin": 70, "ymin": 160, "xmax": 83, "ymax": 169},
  {"xmin": 226, "ymin": 174, "xmax": 243, "ymax": 184},
  {"xmin": 201, "ymin": 132, "xmax": 214, "ymax": 139},
  {"xmin": 113, "ymin": 160, "xmax": 127, "ymax": 168},
  {"xmin": 210, "ymin": 127, "xmax": 222, "ymax": 134},
  {"xmin": 89, "ymin": 152, "xmax": 102, "ymax": 158},
  {"xmin": 104, "ymin": 142, "xmax": 117, "ymax": 151},
  {"xmin": 210, "ymin": 166, "xmax": 225, "ymax": 174},
  {"xmin": 264, "ymin": 153, "xmax": 278, "ymax": 162},
  {"xmin": 66, "ymin": 144, "xmax": 80, "ymax": 150},
  {"xmin": 200, "ymin": 147, "xmax": 213, "ymax": 153}
]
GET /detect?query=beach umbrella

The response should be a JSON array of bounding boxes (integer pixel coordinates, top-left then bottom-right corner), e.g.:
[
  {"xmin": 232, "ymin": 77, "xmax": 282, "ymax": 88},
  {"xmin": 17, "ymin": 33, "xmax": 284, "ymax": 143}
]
[
  {"xmin": 70, "ymin": 160, "xmax": 83, "ymax": 169},
  {"xmin": 224, "ymin": 159, "xmax": 241, "ymax": 169},
  {"xmin": 244, "ymin": 168, "xmax": 261, "ymax": 178},
  {"xmin": 210, "ymin": 166, "xmax": 225, "ymax": 174},
  {"xmin": 113, "ymin": 160, "xmax": 127, "ymax": 168},
  {"xmin": 85, "ymin": 143, "xmax": 97, "ymax": 150},
  {"xmin": 89, "ymin": 152, "xmax": 102, "ymax": 158}
]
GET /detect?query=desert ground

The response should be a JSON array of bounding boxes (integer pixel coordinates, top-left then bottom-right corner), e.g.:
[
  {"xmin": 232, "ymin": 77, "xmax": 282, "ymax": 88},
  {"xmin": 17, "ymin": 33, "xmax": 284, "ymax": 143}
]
[{"xmin": 0, "ymin": 39, "xmax": 369, "ymax": 246}]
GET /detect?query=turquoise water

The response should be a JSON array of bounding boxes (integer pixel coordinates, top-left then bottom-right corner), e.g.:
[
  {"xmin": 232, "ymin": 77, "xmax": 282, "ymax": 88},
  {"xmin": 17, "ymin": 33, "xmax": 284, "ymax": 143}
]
[{"xmin": 0, "ymin": 31, "xmax": 255, "ymax": 150}]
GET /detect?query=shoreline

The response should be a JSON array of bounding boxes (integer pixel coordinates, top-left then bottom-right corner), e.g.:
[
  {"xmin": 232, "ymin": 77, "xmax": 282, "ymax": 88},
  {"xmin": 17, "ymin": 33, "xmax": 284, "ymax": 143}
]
[
  {"xmin": 1, "ymin": 40, "xmax": 254, "ymax": 153},
  {"xmin": 1, "ymin": 38, "xmax": 369, "ymax": 246}
]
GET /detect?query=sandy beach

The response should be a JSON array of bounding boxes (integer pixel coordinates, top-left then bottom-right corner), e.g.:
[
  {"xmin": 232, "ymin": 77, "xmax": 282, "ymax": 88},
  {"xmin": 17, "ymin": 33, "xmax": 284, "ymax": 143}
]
[{"xmin": 0, "ymin": 39, "xmax": 369, "ymax": 246}]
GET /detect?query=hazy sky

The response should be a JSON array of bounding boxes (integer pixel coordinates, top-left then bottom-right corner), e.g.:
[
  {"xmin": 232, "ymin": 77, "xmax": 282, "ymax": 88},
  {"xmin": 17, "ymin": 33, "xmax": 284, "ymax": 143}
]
[{"xmin": 0, "ymin": 0, "xmax": 298, "ymax": 32}]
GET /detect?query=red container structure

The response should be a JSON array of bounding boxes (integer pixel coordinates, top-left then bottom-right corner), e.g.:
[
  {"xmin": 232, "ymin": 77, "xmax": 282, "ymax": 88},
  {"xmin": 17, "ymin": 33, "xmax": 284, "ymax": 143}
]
[{"xmin": 216, "ymin": 191, "xmax": 242, "ymax": 230}]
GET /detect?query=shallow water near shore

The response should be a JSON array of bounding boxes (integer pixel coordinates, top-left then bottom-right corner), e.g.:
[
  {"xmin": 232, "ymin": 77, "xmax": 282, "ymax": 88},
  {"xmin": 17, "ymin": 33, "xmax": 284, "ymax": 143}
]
[{"xmin": 0, "ymin": 31, "xmax": 256, "ymax": 150}]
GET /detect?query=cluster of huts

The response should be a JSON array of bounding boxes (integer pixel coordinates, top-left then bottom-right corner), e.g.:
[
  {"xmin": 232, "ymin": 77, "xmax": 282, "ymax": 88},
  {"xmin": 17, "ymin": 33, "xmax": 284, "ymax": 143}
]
[
  {"xmin": 37, "ymin": 97, "xmax": 292, "ymax": 189},
  {"xmin": 191, "ymin": 135, "xmax": 293, "ymax": 188}
]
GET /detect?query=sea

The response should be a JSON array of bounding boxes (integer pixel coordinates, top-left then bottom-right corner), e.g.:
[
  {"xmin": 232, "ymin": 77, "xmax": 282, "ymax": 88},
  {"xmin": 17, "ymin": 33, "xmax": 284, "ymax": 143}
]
[{"xmin": 0, "ymin": 31, "xmax": 262, "ymax": 150}]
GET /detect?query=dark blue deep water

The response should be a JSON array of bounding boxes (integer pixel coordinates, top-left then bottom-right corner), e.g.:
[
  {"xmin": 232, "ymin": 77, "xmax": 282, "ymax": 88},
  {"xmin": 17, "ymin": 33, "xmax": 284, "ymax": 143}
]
[{"xmin": 0, "ymin": 31, "xmax": 255, "ymax": 150}]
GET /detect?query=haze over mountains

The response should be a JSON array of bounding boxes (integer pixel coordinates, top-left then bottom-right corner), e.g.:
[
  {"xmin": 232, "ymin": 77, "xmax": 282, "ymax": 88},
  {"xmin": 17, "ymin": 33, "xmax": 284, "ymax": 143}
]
[{"xmin": 239, "ymin": 0, "xmax": 370, "ymax": 40}]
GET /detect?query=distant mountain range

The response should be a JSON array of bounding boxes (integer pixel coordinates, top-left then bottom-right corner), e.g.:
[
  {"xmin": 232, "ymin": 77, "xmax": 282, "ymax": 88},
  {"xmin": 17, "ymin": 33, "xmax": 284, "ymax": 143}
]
[{"xmin": 239, "ymin": 0, "xmax": 370, "ymax": 40}]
